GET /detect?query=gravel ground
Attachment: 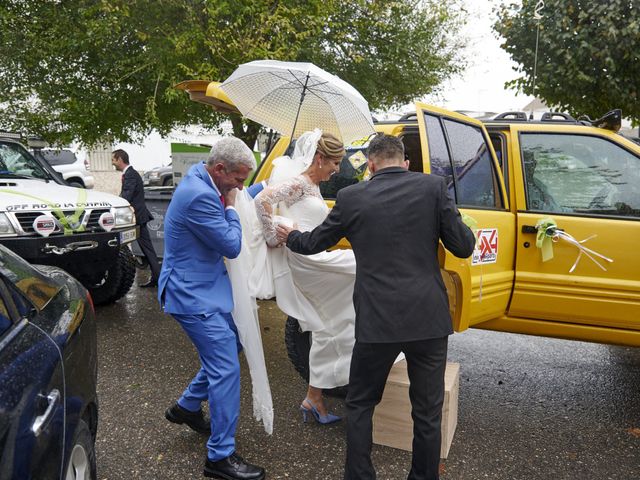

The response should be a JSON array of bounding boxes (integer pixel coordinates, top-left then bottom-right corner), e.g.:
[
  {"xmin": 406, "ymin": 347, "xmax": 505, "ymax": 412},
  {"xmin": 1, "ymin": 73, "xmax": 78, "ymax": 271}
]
[{"xmin": 95, "ymin": 271, "xmax": 640, "ymax": 479}]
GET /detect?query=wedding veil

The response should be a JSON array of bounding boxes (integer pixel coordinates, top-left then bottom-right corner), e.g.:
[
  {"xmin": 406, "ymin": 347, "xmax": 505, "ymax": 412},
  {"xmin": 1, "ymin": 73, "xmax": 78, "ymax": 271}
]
[
  {"xmin": 268, "ymin": 128, "xmax": 322, "ymax": 185},
  {"xmin": 225, "ymin": 128, "xmax": 324, "ymax": 435}
]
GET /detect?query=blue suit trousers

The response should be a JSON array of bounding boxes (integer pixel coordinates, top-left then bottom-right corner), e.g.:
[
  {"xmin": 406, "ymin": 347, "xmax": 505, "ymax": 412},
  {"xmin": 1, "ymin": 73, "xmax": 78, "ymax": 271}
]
[{"xmin": 173, "ymin": 312, "xmax": 241, "ymax": 461}]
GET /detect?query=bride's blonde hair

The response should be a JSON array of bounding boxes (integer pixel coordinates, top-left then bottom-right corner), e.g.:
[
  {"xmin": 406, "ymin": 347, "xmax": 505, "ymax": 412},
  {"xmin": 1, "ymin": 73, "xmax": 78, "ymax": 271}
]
[{"xmin": 317, "ymin": 132, "xmax": 345, "ymax": 160}]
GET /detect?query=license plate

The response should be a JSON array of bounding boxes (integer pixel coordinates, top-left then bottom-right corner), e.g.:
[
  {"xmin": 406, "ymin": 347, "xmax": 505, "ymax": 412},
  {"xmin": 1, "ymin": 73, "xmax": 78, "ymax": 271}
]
[{"xmin": 119, "ymin": 228, "xmax": 137, "ymax": 244}]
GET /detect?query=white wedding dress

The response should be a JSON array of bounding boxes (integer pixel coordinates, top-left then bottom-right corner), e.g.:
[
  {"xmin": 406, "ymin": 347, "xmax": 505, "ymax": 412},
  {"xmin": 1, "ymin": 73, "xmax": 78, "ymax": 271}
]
[
  {"xmin": 255, "ymin": 175, "xmax": 356, "ymax": 389},
  {"xmin": 225, "ymin": 129, "xmax": 356, "ymax": 435}
]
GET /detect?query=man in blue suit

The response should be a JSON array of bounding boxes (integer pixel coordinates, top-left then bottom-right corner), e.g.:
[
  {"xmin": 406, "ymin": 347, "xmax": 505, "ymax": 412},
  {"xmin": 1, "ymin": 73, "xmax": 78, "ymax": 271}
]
[{"xmin": 159, "ymin": 137, "xmax": 265, "ymax": 480}]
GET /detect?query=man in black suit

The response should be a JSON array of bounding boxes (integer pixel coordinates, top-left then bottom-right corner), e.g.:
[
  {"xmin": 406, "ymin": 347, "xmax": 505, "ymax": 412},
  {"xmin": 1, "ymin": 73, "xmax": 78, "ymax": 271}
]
[
  {"xmin": 112, "ymin": 149, "xmax": 161, "ymax": 288},
  {"xmin": 277, "ymin": 134, "xmax": 475, "ymax": 480}
]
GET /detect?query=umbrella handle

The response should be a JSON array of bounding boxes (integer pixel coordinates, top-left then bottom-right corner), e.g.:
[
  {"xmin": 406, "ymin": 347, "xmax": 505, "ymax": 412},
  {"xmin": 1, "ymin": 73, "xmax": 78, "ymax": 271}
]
[{"xmin": 291, "ymin": 72, "xmax": 310, "ymax": 140}]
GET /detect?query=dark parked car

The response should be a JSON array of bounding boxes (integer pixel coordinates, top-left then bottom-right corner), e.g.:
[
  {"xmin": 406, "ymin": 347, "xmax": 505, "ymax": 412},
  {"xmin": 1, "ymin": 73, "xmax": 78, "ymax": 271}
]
[
  {"xmin": 0, "ymin": 244, "xmax": 98, "ymax": 479},
  {"xmin": 142, "ymin": 163, "xmax": 173, "ymax": 186}
]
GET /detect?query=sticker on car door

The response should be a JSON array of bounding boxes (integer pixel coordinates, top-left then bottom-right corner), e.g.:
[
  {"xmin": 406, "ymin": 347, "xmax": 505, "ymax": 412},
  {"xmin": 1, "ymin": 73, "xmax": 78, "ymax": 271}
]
[{"xmin": 472, "ymin": 228, "xmax": 498, "ymax": 265}]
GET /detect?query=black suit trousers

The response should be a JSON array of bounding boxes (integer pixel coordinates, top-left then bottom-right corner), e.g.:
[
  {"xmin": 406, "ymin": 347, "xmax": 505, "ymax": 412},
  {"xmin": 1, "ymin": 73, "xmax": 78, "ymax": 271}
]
[
  {"xmin": 137, "ymin": 222, "xmax": 161, "ymax": 281},
  {"xmin": 344, "ymin": 336, "xmax": 448, "ymax": 480}
]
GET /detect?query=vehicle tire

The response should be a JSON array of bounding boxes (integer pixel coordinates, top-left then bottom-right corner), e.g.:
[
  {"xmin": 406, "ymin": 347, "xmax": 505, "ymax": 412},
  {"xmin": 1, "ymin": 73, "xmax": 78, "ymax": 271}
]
[
  {"xmin": 285, "ymin": 316, "xmax": 311, "ymax": 383},
  {"xmin": 134, "ymin": 254, "xmax": 149, "ymax": 269},
  {"xmin": 64, "ymin": 418, "xmax": 97, "ymax": 480},
  {"xmin": 284, "ymin": 316, "xmax": 348, "ymax": 398},
  {"xmin": 111, "ymin": 246, "xmax": 136, "ymax": 301},
  {"xmin": 88, "ymin": 245, "xmax": 136, "ymax": 305},
  {"xmin": 68, "ymin": 180, "xmax": 85, "ymax": 188},
  {"xmin": 162, "ymin": 176, "xmax": 173, "ymax": 186}
]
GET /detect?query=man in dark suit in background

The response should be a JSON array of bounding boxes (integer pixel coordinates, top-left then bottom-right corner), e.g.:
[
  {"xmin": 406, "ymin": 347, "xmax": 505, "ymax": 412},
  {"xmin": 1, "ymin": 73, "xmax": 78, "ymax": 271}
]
[
  {"xmin": 277, "ymin": 134, "xmax": 476, "ymax": 480},
  {"xmin": 112, "ymin": 149, "xmax": 161, "ymax": 288}
]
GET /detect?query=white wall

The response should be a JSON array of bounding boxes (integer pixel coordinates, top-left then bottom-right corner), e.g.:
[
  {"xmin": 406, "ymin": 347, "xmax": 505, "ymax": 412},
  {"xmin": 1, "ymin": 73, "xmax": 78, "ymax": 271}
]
[{"xmin": 83, "ymin": 123, "xmax": 233, "ymax": 172}]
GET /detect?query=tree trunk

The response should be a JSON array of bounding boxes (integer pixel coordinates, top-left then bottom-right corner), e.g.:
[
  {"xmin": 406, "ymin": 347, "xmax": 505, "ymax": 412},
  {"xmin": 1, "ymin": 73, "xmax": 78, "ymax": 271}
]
[{"xmin": 230, "ymin": 114, "xmax": 261, "ymax": 150}]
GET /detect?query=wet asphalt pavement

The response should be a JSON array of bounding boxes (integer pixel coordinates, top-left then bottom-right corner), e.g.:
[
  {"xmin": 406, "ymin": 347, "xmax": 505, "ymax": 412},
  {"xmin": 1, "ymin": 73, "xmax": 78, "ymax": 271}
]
[{"xmin": 95, "ymin": 271, "xmax": 640, "ymax": 480}]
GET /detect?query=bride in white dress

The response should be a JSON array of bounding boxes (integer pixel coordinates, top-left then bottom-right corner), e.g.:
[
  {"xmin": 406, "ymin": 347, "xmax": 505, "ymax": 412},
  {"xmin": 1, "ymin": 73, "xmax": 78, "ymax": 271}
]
[{"xmin": 254, "ymin": 130, "xmax": 356, "ymax": 423}]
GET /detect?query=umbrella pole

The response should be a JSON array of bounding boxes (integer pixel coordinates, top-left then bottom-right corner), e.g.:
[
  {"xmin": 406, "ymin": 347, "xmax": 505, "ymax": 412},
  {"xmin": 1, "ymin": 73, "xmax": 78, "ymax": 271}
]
[{"xmin": 290, "ymin": 72, "xmax": 310, "ymax": 139}]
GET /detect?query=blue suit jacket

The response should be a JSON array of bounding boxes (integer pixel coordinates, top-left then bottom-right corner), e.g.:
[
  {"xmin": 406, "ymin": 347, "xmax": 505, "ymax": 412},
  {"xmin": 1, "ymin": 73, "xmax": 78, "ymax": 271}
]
[{"xmin": 158, "ymin": 163, "xmax": 242, "ymax": 314}]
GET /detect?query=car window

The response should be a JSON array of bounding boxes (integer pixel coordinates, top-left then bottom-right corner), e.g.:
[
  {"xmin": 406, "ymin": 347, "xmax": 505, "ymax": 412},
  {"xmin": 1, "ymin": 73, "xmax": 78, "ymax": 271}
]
[
  {"xmin": 0, "ymin": 292, "xmax": 11, "ymax": 336},
  {"xmin": 0, "ymin": 277, "xmax": 20, "ymax": 336},
  {"xmin": 424, "ymin": 114, "xmax": 455, "ymax": 198},
  {"xmin": 40, "ymin": 150, "xmax": 77, "ymax": 166},
  {"xmin": 0, "ymin": 142, "xmax": 50, "ymax": 180},
  {"xmin": 7, "ymin": 283, "xmax": 32, "ymax": 318},
  {"xmin": 274, "ymin": 135, "xmax": 367, "ymax": 199},
  {"xmin": 320, "ymin": 143, "xmax": 368, "ymax": 199},
  {"xmin": 320, "ymin": 130, "xmax": 431, "ymax": 199},
  {"xmin": 443, "ymin": 118, "xmax": 499, "ymax": 208},
  {"xmin": 520, "ymin": 133, "xmax": 640, "ymax": 217},
  {"xmin": 400, "ymin": 132, "xmax": 424, "ymax": 173},
  {"xmin": 490, "ymin": 132, "xmax": 509, "ymax": 199},
  {"xmin": 424, "ymin": 113, "xmax": 502, "ymax": 209}
]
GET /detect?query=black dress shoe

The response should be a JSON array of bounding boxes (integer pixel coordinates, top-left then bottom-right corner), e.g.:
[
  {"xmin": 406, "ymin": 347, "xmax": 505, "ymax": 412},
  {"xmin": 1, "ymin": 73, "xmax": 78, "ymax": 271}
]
[
  {"xmin": 139, "ymin": 279, "xmax": 158, "ymax": 288},
  {"xmin": 165, "ymin": 402, "xmax": 211, "ymax": 435},
  {"xmin": 204, "ymin": 453, "xmax": 265, "ymax": 479}
]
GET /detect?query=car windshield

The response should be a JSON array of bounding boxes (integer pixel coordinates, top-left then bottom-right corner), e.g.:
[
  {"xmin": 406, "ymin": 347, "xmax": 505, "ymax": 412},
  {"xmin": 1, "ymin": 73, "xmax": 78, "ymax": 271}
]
[
  {"xmin": 0, "ymin": 142, "xmax": 51, "ymax": 180},
  {"xmin": 39, "ymin": 149, "xmax": 77, "ymax": 166}
]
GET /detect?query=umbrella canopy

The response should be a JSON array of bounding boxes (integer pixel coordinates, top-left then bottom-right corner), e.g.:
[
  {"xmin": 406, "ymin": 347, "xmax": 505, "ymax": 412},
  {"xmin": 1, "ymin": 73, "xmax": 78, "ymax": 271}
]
[{"xmin": 220, "ymin": 60, "xmax": 375, "ymax": 144}]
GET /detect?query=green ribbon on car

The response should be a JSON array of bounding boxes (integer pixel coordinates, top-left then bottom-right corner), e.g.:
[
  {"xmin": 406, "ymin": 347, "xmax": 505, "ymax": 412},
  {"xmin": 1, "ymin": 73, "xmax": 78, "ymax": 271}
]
[
  {"xmin": 461, "ymin": 212, "xmax": 479, "ymax": 243},
  {"xmin": 461, "ymin": 212, "xmax": 478, "ymax": 232},
  {"xmin": 0, "ymin": 188, "xmax": 87, "ymax": 235},
  {"xmin": 535, "ymin": 217, "xmax": 557, "ymax": 262}
]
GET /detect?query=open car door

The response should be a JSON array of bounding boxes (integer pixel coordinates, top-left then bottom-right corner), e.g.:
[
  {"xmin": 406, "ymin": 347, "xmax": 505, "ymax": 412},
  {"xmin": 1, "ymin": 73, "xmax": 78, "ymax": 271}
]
[{"xmin": 415, "ymin": 103, "xmax": 516, "ymax": 332}]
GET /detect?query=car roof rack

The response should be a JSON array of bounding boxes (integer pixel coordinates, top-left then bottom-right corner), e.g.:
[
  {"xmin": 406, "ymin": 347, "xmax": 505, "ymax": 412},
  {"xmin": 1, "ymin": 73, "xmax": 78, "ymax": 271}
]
[
  {"xmin": 0, "ymin": 131, "xmax": 22, "ymax": 140},
  {"xmin": 578, "ymin": 109, "xmax": 622, "ymax": 132},
  {"xmin": 373, "ymin": 112, "xmax": 418, "ymax": 125},
  {"xmin": 493, "ymin": 111, "xmax": 528, "ymax": 121},
  {"xmin": 371, "ymin": 108, "xmax": 623, "ymax": 132},
  {"xmin": 488, "ymin": 109, "xmax": 622, "ymax": 131},
  {"xmin": 0, "ymin": 131, "xmax": 51, "ymax": 145},
  {"xmin": 398, "ymin": 112, "xmax": 418, "ymax": 121},
  {"xmin": 491, "ymin": 111, "xmax": 579, "ymax": 123}
]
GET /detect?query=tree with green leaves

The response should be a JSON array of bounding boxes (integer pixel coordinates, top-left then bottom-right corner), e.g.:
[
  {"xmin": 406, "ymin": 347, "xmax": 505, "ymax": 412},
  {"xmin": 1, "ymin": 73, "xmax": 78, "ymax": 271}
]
[
  {"xmin": 495, "ymin": 0, "xmax": 640, "ymax": 123},
  {"xmin": 0, "ymin": 0, "xmax": 466, "ymax": 148}
]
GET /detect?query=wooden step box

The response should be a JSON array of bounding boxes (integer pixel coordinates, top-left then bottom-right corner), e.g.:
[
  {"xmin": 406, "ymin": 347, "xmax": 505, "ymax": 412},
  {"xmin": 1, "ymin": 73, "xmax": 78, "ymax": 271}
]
[{"xmin": 372, "ymin": 361, "xmax": 460, "ymax": 459}]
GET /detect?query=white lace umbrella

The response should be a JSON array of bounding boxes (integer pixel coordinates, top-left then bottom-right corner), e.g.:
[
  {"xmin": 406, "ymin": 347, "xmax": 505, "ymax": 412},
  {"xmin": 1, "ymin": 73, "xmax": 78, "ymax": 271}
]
[{"xmin": 220, "ymin": 60, "xmax": 375, "ymax": 143}]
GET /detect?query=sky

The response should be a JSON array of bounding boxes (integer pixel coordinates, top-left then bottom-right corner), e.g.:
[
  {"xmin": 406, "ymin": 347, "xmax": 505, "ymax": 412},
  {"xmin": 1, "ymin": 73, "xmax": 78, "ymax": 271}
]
[
  {"xmin": 427, "ymin": 0, "xmax": 533, "ymax": 114},
  {"xmin": 110, "ymin": 0, "xmax": 533, "ymax": 172}
]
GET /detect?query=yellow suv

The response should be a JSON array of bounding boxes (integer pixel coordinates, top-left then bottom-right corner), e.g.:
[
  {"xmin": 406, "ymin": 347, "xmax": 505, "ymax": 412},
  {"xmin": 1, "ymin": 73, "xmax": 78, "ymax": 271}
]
[{"xmin": 178, "ymin": 81, "xmax": 640, "ymax": 350}]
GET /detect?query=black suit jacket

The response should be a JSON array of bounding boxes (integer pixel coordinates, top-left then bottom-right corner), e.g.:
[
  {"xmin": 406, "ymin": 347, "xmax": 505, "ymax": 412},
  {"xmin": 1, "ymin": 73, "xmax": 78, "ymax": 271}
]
[
  {"xmin": 287, "ymin": 167, "xmax": 476, "ymax": 343},
  {"xmin": 121, "ymin": 166, "xmax": 153, "ymax": 225}
]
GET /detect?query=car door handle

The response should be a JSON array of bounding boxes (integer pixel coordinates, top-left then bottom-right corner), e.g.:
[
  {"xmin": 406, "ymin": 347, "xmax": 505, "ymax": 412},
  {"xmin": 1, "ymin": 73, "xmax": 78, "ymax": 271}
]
[
  {"xmin": 32, "ymin": 389, "xmax": 60, "ymax": 436},
  {"xmin": 522, "ymin": 225, "xmax": 564, "ymax": 234}
]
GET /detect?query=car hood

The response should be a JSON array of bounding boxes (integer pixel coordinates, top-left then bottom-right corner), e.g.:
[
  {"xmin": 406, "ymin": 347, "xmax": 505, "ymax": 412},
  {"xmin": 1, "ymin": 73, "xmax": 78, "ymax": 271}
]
[{"xmin": 0, "ymin": 179, "xmax": 129, "ymax": 211}]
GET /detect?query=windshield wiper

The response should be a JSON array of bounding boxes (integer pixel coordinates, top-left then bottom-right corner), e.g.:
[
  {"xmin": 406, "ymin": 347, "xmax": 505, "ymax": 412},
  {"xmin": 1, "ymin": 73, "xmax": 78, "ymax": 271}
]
[{"xmin": 0, "ymin": 172, "xmax": 35, "ymax": 179}]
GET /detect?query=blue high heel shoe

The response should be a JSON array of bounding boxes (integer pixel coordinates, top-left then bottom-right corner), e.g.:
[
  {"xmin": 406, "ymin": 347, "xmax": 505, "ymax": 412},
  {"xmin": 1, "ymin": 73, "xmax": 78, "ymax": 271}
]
[{"xmin": 299, "ymin": 398, "xmax": 341, "ymax": 424}]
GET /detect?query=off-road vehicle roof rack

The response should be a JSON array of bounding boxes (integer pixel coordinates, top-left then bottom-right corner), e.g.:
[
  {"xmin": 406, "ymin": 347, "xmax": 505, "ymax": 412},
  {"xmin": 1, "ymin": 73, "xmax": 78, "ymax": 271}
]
[
  {"xmin": 372, "ymin": 108, "xmax": 623, "ymax": 133},
  {"xmin": 487, "ymin": 108, "xmax": 622, "ymax": 132},
  {"xmin": 0, "ymin": 131, "xmax": 22, "ymax": 140},
  {"xmin": 578, "ymin": 109, "xmax": 622, "ymax": 132},
  {"xmin": 373, "ymin": 112, "xmax": 419, "ymax": 125}
]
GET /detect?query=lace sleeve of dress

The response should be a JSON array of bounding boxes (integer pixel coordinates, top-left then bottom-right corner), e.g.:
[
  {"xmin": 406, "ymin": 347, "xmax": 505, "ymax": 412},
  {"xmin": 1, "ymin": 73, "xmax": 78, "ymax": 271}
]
[{"xmin": 254, "ymin": 177, "xmax": 306, "ymax": 247}]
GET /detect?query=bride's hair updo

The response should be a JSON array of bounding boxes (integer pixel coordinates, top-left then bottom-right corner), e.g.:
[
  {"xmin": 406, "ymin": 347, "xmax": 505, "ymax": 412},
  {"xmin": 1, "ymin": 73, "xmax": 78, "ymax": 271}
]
[{"xmin": 316, "ymin": 133, "xmax": 345, "ymax": 160}]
